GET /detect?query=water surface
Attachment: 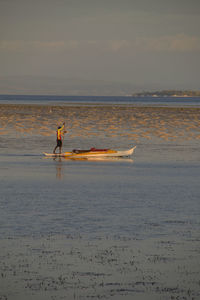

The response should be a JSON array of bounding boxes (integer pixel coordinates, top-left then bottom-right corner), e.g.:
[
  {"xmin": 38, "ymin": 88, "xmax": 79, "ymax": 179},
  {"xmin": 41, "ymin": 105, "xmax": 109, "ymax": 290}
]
[{"xmin": 0, "ymin": 102, "xmax": 199, "ymax": 300}]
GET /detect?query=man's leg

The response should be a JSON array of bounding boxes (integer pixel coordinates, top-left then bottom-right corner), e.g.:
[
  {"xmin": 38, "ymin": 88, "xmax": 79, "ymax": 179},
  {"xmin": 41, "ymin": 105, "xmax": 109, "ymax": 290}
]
[
  {"xmin": 59, "ymin": 140, "xmax": 63, "ymax": 154},
  {"xmin": 53, "ymin": 146, "xmax": 58, "ymax": 154},
  {"xmin": 59, "ymin": 145, "xmax": 62, "ymax": 154}
]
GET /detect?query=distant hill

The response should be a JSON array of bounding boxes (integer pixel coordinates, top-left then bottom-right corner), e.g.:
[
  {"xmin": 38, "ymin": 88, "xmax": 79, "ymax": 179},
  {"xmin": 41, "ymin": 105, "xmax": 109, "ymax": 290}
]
[{"xmin": 133, "ymin": 90, "xmax": 200, "ymax": 97}]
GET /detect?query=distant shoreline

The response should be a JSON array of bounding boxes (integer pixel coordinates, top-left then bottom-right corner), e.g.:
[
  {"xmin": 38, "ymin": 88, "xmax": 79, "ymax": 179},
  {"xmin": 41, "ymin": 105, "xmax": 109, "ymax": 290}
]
[
  {"xmin": 1, "ymin": 93, "xmax": 200, "ymax": 98},
  {"xmin": 132, "ymin": 90, "xmax": 200, "ymax": 97}
]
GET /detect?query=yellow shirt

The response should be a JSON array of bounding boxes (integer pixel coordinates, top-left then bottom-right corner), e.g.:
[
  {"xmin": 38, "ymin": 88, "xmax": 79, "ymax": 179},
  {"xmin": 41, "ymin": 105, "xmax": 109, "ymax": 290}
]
[{"xmin": 57, "ymin": 124, "xmax": 65, "ymax": 140}]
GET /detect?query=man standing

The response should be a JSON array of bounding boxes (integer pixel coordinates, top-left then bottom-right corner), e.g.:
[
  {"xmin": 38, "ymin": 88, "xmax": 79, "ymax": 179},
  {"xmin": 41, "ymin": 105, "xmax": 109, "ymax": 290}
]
[{"xmin": 53, "ymin": 122, "xmax": 65, "ymax": 154}]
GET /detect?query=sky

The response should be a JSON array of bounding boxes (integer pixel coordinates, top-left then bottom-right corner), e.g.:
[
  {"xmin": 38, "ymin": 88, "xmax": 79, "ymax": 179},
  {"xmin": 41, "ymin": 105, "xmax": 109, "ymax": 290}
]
[{"xmin": 0, "ymin": 0, "xmax": 200, "ymax": 93}]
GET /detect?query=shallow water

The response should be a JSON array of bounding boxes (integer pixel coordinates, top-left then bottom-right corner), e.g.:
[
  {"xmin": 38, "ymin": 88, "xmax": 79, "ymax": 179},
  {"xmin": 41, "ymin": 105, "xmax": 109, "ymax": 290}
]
[
  {"xmin": 0, "ymin": 104, "xmax": 200, "ymax": 239},
  {"xmin": 0, "ymin": 142, "xmax": 199, "ymax": 240},
  {"xmin": 0, "ymin": 104, "xmax": 200, "ymax": 299},
  {"xmin": 0, "ymin": 104, "xmax": 199, "ymax": 239}
]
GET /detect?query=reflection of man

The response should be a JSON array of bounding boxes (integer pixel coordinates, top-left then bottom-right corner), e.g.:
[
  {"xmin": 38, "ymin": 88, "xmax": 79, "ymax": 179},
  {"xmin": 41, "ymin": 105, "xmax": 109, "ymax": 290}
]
[
  {"xmin": 56, "ymin": 158, "xmax": 63, "ymax": 180},
  {"xmin": 53, "ymin": 122, "xmax": 65, "ymax": 154}
]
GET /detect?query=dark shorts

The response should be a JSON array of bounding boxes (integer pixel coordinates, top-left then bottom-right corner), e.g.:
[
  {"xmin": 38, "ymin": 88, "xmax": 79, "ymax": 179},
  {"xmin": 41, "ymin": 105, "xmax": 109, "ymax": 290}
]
[{"xmin": 57, "ymin": 139, "xmax": 62, "ymax": 147}]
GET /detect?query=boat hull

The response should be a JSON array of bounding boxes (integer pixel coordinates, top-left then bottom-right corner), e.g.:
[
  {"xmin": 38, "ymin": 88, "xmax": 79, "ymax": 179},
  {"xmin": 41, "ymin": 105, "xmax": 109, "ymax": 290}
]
[{"xmin": 43, "ymin": 146, "xmax": 136, "ymax": 158}]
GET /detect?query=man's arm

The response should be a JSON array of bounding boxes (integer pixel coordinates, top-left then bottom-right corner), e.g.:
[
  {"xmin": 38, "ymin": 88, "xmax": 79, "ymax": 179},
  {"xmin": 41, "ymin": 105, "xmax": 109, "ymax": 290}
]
[{"xmin": 60, "ymin": 122, "xmax": 65, "ymax": 131}]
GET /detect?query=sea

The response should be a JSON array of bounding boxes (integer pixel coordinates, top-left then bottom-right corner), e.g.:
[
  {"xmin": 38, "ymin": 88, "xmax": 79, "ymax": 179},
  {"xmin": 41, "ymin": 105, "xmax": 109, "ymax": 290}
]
[
  {"xmin": 1, "ymin": 94, "xmax": 200, "ymax": 106},
  {"xmin": 0, "ymin": 94, "xmax": 200, "ymax": 300},
  {"xmin": 0, "ymin": 94, "xmax": 199, "ymax": 240}
]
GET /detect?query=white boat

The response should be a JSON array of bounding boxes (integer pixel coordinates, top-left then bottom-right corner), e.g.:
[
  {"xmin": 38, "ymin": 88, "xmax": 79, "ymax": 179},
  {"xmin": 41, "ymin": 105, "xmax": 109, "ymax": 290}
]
[{"xmin": 43, "ymin": 146, "xmax": 136, "ymax": 158}]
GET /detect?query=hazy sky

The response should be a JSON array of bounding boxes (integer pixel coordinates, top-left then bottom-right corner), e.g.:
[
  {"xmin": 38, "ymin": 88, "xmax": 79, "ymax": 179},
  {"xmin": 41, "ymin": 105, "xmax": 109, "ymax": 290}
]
[{"xmin": 1, "ymin": 0, "xmax": 200, "ymax": 90}]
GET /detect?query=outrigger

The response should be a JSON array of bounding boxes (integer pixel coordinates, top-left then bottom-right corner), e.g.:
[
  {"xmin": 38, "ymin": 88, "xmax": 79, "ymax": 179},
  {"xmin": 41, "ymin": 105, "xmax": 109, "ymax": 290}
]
[{"xmin": 43, "ymin": 146, "xmax": 136, "ymax": 158}]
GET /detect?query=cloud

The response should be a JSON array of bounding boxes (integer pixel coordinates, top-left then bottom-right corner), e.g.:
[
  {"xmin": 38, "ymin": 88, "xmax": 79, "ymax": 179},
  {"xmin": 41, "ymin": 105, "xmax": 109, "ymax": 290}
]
[
  {"xmin": 1, "ymin": 34, "xmax": 200, "ymax": 55},
  {"xmin": 138, "ymin": 34, "xmax": 200, "ymax": 52},
  {"xmin": 0, "ymin": 40, "xmax": 79, "ymax": 52},
  {"xmin": 107, "ymin": 34, "xmax": 200, "ymax": 53},
  {"xmin": 107, "ymin": 40, "xmax": 130, "ymax": 52}
]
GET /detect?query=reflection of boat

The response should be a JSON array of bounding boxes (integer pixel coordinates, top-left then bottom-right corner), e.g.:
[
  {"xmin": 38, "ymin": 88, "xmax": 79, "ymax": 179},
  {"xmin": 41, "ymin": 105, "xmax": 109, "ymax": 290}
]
[
  {"xmin": 63, "ymin": 157, "xmax": 134, "ymax": 162},
  {"xmin": 43, "ymin": 146, "xmax": 136, "ymax": 159}
]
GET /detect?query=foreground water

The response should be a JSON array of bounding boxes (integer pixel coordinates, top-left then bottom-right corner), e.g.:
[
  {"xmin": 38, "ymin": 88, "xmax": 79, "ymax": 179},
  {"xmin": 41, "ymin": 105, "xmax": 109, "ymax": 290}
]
[
  {"xmin": 0, "ymin": 103, "xmax": 199, "ymax": 299},
  {"xmin": 0, "ymin": 143, "xmax": 199, "ymax": 240}
]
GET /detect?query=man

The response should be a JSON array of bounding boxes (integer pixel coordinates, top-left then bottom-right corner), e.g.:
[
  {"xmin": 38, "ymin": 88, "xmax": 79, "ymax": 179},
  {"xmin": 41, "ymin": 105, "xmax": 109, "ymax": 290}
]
[{"xmin": 53, "ymin": 122, "xmax": 65, "ymax": 154}]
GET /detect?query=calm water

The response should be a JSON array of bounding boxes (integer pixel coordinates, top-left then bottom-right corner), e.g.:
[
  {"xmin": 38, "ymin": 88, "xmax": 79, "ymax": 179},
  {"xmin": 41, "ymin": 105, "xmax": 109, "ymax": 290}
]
[
  {"xmin": 0, "ymin": 137, "xmax": 199, "ymax": 240},
  {"xmin": 1, "ymin": 97, "xmax": 200, "ymax": 300},
  {"xmin": 0, "ymin": 98, "xmax": 200, "ymax": 241}
]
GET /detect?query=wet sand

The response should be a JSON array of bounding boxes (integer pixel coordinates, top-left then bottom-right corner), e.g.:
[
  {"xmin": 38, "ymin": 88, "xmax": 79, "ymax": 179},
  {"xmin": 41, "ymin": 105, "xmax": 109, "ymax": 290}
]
[{"xmin": 0, "ymin": 103, "xmax": 200, "ymax": 300}]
